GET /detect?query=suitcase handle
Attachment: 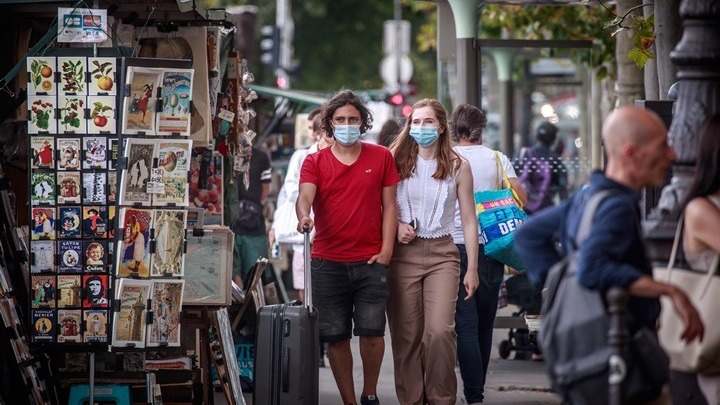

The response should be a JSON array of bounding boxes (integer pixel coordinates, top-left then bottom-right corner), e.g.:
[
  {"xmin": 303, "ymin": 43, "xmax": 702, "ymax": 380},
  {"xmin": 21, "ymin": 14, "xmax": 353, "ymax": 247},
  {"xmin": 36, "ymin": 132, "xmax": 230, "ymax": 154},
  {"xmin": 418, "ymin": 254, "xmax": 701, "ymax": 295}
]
[
  {"xmin": 282, "ymin": 347, "xmax": 290, "ymax": 392},
  {"xmin": 302, "ymin": 225, "xmax": 313, "ymax": 310}
]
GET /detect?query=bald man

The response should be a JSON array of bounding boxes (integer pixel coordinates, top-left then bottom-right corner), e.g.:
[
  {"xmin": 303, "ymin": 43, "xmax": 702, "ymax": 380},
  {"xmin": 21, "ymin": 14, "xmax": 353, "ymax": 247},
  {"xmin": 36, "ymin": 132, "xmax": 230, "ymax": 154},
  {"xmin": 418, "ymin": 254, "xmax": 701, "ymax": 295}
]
[{"xmin": 514, "ymin": 107, "xmax": 704, "ymax": 403}]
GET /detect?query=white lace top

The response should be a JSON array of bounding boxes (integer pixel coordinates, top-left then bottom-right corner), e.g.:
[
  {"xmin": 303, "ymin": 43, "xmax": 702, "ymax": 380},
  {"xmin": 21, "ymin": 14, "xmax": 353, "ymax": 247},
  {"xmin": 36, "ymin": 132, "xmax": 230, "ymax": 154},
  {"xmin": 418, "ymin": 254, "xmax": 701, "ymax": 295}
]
[{"xmin": 397, "ymin": 157, "xmax": 458, "ymax": 239}]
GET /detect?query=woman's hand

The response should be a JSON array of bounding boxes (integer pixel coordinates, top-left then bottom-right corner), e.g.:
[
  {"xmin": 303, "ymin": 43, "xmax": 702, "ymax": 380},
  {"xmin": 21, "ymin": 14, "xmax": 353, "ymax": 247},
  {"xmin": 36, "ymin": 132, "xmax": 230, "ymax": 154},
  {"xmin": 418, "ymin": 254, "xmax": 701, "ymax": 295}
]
[
  {"xmin": 397, "ymin": 222, "xmax": 416, "ymax": 244},
  {"xmin": 463, "ymin": 268, "xmax": 479, "ymax": 300}
]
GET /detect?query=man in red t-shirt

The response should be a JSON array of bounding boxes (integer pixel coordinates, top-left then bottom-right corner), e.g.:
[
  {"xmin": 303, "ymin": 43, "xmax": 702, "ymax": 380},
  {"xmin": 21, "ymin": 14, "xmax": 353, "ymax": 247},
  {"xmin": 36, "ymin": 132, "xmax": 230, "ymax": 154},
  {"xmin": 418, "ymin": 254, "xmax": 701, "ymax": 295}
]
[{"xmin": 297, "ymin": 90, "xmax": 400, "ymax": 405}]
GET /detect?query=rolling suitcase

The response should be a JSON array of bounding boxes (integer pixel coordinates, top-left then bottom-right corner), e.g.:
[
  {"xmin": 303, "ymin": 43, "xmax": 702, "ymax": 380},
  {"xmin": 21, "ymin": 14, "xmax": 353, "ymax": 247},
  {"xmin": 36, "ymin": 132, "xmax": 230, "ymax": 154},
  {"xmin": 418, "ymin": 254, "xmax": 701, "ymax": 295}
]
[{"xmin": 254, "ymin": 227, "xmax": 319, "ymax": 405}]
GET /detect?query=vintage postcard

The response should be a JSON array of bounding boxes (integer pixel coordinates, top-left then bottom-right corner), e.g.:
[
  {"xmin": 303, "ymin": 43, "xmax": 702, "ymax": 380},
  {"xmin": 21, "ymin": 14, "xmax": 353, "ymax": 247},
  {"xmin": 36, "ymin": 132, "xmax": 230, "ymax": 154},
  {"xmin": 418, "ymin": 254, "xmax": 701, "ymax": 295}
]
[
  {"xmin": 31, "ymin": 309, "xmax": 56, "ymax": 343},
  {"xmin": 186, "ymin": 208, "xmax": 203, "ymax": 229},
  {"xmin": 122, "ymin": 66, "xmax": 162, "ymax": 135},
  {"xmin": 58, "ymin": 206, "xmax": 82, "ymax": 238},
  {"xmin": 88, "ymin": 57, "xmax": 117, "ymax": 96},
  {"xmin": 150, "ymin": 209, "xmax": 187, "ymax": 276},
  {"xmin": 83, "ymin": 309, "xmax": 108, "ymax": 343},
  {"xmin": 31, "ymin": 207, "xmax": 55, "ymax": 240},
  {"xmin": 56, "ymin": 276, "xmax": 82, "ymax": 308},
  {"xmin": 119, "ymin": 138, "xmax": 156, "ymax": 206},
  {"xmin": 87, "ymin": 96, "xmax": 115, "ymax": 134},
  {"xmin": 57, "ymin": 309, "xmax": 82, "ymax": 343},
  {"xmin": 108, "ymin": 241, "xmax": 115, "ymax": 274},
  {"xmin": 57, "ymin": 171, "xmax": 81, "ymax": 204},
  {"xmin": 108, "ymin": 138, "xmax": 119, "ymax": 170},
  {"xmin": 82, "ymin": 274, "xmax": 109, "ymax": 308},
  {"xmin": 183, "ymin": 227, "xmax": 233, "ymax": 306},
  {"xmin": 58, "ymin": 240, "xmax": 82, "ymax": 273},
  {"xmin": 30, "ymin": 240, "xmax": 55, "ymax": 273},
  {"xmin": 58, "ymin": 96, "xmax": 86, "ymax": 134},
  {"xmin": 83, "ymin": 136, "xmax": 108, "ymax": 169},
  {"xmin": 116, "ymin": 208, "xmax": 153, "ymax": 278},
  {"xmin": 82, "ymin": 205, "xmax": 107, "ymax": 239},
  {"xmin": 147, "ymin": 279, "xmax": 184, "ymax": 347},
  {"xmin": 31, "ymin": 276, "xmax": 56, "ymax": 308},
  {"xmin": 28, "ymin": 96, "xmax": 56, "ymax": 134},
  {"xmin": 112, "ymin": 278, "xmax": 151, "ymax": 348},
  {"xmin": 31, "ymin": 171, "xmax": 55, "ymax": 205},
  {"xmin": 57, "ymin": 137, "xmax": 81, "ymax": 170},
  {"xmin": 58, "ymin": 57, "xmax": 86, "ymax": 96},
  {"xmin": 157, "ymin": 70, "xmax": 194, "ymax": 136},
  {"xmin": 108, "ymin": 171, "xmax": 117, "ymax": 204},
  {"xmin": 83, "ymin": 240, "xmax": 107, "ymax": 273},
  {"xmin": 82, "ymin": 171, "xmax": 107, "ymax": 205},
  {"xmin": 30, "ymin": 136, "xmax": 55, "ymax": 169},
  {"xmin": 27, "ymin": 57, "xmax": 56, "ymax": 96},
  {"xmin": 154, "ymin": 140, "xmax": 192, "ymax": 206},
  {"xmin": 189, "ymin": 149, "xmax": 223, "ymax": 225}
]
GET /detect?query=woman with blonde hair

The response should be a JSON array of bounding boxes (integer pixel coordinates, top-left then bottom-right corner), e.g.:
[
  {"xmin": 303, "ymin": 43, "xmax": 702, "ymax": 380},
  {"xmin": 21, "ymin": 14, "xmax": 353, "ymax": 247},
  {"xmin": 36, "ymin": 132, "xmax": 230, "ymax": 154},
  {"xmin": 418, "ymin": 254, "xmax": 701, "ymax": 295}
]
[{"xmin": 387, "ymin": 98, "xmax": 479, "ymax": 405}]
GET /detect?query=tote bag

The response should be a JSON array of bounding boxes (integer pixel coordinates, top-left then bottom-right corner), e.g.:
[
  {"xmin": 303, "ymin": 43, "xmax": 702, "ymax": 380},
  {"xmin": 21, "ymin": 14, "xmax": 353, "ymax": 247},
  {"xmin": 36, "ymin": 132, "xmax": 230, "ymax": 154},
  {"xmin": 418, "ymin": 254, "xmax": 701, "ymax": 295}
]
[
  {"xmin": 475, "ymin": 151, "xmax": 527, "ymax": 270},
  {"xmin": 273, "ymin": 201, "xmax": 315, "ymax": 245},
  {"xmin": 654, "ymin": 216, "xmax": 720, "ymax": 373}
]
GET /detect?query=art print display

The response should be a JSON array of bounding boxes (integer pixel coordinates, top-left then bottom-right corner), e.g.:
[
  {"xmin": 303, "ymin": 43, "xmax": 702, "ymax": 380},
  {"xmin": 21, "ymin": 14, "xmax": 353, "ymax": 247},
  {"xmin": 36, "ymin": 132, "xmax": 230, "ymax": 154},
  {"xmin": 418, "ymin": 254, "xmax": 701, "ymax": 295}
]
[
  {"xmin": 108, "ymin": 138, "xmax": 119, "ymax": 170},
  {"xmin": 58, "ymin": 57, "xmax": 86, "ymax": 96},
  {"xmin": 82, "ymin": 274, "xmax": 109, "ymax": 308},
  {"xmin": 30, "ymin": 240, "xmax": 55, "ymax": 273},
  {"xmin": 56, "ymin": 276, "xmax": 82, "ymax": 308},
  {"xmin": 108, "ymin": 171, "xmax": 117, "ymax": 204},
  {"xmin": 83, "ymin": 240, "xmax": 106, "ymax": 272},
  {"xmin": 87, "ymin": 96, "xmax": 115, "ymax": 134},
  {"xmin": 57, "ymin": 171, "xmax": 81, "ymax": 204},
  {"xmin": 82, "ymin": 206, "xmax": 107, "ymax": 239},
  {"xmin": 58, "ymin": 96, "xmax": 86, "ymax": 133},
  {"xmin": 30, "ymin": 136, "xmax": 55, "ymax": 169},
  {"xmin": 119, "ymin": 138, "xmax": 156, "ymax": 206},
  {"xmin": 157, "ymin": 70, "xmax": 194, "ymax": 136},
  {"xmin": 82, "ymin": 171, "xmax": 107, "ymax": 205},
  {"xmin": 189, "ymin": 149, "xmax": 223, "ymax": 225},
  {"xmin": 31, "ymin": 208, "xmax": 55, "ymax": 240},
  {"xmin": 83, "ymin": 136, "xmax": 107, "ymax": 169},
  {"xmin": 31, "ymin": 276, "xmax": 56, "ymax": 308},
  {"xmin": 116, "ymin": 208, "xmax": 153, "ymax": 278},
  {"xmin": 107, "ymin": 206, "xmax": 116, "ymax": 239},
  {"xmin": 184, "ymin": 227, "xmax": 233, "ymax": 306},
  {"xmin": 88, "ymin": 57, "xmax": 116, "ymax": 96},
  {"xmin": 146, "ymin": 279, "xmax": 184, "ymax": 347},
  {"xmin": 57, "ymin": 138, "xmax": 81, "ymax": 170},
  {"xmin": 122, "ymin": 67, "xmax": 162, "ymax": 135},
  {"xmin": 83, "ymin": 309, "xmax": 108, "ymax": 343},
  {"xmin": 31, "ymin": 310, "xmax": 56, "ymax": 343},
  {"xmin": 26, "ymin": 57, "xmax": 56, "ymax": 96},
  {"xmin": 112, "ymin": 278, "xmax": 151, "ymax": 348},
  {"xmin": 58, "ymin": 206, "xmax": 82, "ymax": 238},
  {"xmin": 57, "ymin": 309, "xmax": 82, "ymax": 343},
  {"xmin": 58, "ymin": 240, "xmax": 82, "ymax": 273},
  {"xmin": 27, "ymin": 96, "xmax": 56, "ymax": 134},
  {"xmin": 150, "ymin": 209, "xmax": 186, "ymax": 276},
  {"xmin": 154, "ymin": 140, "xmax": 192, "ymax": 206}
]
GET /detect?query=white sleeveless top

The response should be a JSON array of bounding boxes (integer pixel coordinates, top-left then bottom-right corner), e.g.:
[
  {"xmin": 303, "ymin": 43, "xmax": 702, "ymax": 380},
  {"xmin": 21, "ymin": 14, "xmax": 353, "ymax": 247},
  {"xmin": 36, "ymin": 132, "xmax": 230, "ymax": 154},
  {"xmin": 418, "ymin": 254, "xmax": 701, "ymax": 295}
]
[
  {"xmin": 397, "ymin": 157, "xmax": 458, "ymax": 239},
  {"xmin": 685, "ymin": 195, "xmax": 720, "ymax": 271}
]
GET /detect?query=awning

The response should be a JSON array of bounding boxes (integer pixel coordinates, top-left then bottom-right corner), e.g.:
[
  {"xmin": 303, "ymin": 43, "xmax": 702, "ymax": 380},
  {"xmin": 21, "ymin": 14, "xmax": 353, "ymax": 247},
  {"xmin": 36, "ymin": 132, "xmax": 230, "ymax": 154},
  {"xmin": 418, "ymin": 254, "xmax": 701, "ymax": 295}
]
[{"xmin": 248, "ymin": 84, "xmax": 327, "ymax": 109}]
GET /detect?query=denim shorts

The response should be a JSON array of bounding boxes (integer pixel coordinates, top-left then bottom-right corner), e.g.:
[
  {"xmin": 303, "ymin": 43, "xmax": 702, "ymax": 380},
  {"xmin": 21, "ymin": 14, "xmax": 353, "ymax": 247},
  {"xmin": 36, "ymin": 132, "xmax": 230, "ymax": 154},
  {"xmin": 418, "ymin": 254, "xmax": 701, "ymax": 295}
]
[{"xmin": 311, "ymin": 258, "xmax": 390, "ymax": 343}]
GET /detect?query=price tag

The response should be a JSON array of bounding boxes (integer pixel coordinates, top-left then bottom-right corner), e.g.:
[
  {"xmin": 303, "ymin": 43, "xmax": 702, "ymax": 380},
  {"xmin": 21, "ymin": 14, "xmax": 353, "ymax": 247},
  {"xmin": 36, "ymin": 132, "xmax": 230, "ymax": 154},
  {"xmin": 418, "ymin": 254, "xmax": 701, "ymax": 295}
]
[
  {"xmin": 218, "ymin": 109, "xmax": 235, "ymax": 123},
  {"xmin": 147, "ymin": 168, "xmax": 165, "ymax": 194}
]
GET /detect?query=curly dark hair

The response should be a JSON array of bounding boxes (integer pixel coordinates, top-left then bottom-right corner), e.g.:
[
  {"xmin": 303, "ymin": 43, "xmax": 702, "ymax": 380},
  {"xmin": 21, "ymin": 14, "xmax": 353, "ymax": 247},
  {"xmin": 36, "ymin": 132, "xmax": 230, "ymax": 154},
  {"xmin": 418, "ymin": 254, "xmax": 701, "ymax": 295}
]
[
  {"xmin": 450, "ymin": 104, "xmax": 487, "ymax": 144},
  {"xmin": 684, "ymin": 113, "xmax": 720, "ymax": 208},
  {"xmin": 320, "ymin": 89, "xmax": 373, "ymax": 136}
]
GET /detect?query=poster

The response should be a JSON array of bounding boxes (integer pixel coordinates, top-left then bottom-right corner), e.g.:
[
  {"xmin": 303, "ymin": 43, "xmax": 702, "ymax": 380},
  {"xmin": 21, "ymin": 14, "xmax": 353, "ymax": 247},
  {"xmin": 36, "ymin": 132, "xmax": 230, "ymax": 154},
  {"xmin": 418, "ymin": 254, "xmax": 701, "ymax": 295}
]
[
  {"xmin": 157, "ymin": 70, "xmax": 194, "ymax": 136},
  {"xmin": 150, "ymin": 210, "xmax": 186, "ymax": 276},
  {"xmin": 122, "ymin": 67, "xmax": 162, "ymax": 135},
  {"xmin": 112, "ymin": 278, "xmax": 151, "ymax": 348},
  {"xmin": 146, "ymin": 280, "xmax": 184, "ymax": 347}
]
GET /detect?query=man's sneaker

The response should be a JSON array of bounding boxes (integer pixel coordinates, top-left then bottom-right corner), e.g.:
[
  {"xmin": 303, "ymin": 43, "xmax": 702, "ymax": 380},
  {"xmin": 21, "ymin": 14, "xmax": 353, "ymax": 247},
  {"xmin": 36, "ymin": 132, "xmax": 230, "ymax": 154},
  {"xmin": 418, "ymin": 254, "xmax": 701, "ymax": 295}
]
[{"xmin": 360, "ymin": 394, "xmax": 379, "ymax": 405}]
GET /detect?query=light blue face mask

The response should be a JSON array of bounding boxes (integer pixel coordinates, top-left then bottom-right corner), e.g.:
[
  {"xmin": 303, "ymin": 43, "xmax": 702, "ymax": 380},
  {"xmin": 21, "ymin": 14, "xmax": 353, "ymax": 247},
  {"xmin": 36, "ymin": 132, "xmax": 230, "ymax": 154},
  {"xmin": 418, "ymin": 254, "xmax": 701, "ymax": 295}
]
[
  {"xmin": 333, "ymin": 125, "xmax": 362, "ymax": 146},
  {"xmin": 409, "ymin": 126, "xmax": 439, "ymax": 147}
]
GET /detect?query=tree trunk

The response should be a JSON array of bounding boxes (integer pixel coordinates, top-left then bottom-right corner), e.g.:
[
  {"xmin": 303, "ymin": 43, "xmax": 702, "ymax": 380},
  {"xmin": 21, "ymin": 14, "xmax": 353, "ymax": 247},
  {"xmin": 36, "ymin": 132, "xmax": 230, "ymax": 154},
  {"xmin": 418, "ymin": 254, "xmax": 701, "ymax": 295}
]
[
  {"xmin": 615, "ymin": 0, "xmax": 645, "ymax": 106},
  {"xmin": 654, "ymin": 0, "xmax": 682, "ymax": 99},
  {"xmin": 643, "ymin": 0, "xmax": 659, "ymax": 100}
]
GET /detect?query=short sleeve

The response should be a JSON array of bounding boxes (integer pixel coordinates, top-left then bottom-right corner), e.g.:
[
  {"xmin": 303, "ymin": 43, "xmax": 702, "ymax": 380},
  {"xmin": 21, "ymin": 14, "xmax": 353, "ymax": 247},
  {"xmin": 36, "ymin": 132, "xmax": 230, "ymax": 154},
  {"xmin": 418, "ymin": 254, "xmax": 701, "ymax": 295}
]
[
  {"xmin": 256, "ymin": 149, "xmax": 272, "ymax": 183},
  {"xmin": 382, "ymin": 148, "xmax": 401, "ymax": 187},
  {"xmin": 500, "ymin": 152, "xmax": 518, "ymax": 179},
  {"xmin": 300, "ymin": 153, "xmax": 318, "ymax": 186}
]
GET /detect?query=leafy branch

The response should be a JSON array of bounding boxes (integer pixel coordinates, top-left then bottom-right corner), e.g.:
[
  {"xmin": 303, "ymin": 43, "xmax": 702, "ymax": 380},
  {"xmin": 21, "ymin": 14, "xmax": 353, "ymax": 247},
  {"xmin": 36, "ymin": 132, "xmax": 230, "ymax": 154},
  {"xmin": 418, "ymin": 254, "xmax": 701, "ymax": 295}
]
[{"xmin": 598, "ymin": 0, "xmax": 656, "ymax": 68}]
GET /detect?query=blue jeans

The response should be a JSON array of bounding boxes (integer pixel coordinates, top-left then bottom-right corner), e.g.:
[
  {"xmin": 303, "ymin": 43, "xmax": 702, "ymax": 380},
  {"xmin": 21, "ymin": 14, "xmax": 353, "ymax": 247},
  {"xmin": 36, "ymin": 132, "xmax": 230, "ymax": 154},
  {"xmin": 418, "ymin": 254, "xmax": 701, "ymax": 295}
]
[{"xmin": 455, "ymin": 244, "xmax": 504, "ymax": 403}]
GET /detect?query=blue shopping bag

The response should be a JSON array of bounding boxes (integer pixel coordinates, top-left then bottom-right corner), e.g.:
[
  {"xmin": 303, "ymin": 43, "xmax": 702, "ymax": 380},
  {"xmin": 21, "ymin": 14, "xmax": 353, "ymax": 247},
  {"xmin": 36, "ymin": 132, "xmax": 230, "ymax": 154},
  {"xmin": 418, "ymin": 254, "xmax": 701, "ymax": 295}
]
[{"xmin": 475, "ymin": 188, "xmax": 527, "ymax": 270}]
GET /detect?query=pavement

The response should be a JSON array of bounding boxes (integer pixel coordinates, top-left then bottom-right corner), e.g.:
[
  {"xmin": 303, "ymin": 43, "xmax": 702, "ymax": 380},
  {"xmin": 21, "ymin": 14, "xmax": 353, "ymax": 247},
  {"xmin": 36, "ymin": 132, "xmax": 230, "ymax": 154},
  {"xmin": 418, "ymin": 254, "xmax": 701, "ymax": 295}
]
[{"xmin": 232, "ymin": 306, "xmax": 561, "ymax": 405}]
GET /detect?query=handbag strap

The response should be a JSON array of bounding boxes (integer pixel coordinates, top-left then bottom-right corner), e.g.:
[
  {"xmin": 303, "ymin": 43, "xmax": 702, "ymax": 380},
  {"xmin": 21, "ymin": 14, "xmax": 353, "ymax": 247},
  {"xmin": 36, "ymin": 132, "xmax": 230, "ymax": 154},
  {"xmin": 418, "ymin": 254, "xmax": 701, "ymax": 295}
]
[
  {"xmin": 666, "ymin": 213, "xmax": 720, "ymax": 297},
  {"xmin": 575, "ymin": 190, "xmax": 616, "ymax": 247},
  {"xmin": 494, "ymin": 150, "xmax": 525, "ymax": 209}
]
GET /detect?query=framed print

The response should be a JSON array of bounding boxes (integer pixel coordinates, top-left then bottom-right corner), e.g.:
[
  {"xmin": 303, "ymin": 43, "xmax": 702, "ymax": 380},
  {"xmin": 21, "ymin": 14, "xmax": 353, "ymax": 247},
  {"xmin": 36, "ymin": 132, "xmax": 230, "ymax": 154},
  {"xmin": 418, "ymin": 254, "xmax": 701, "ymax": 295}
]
[
  {"xmin": 153, "ymin": 140, "xmax": 192, "ymax": 206},
  {"xmin": 56, "ymin": 276, "xmax": 82, "ymax": 308},
  {"xmin": 31, "ymin": 276, "xmax": 56, "ymax": 308},
  {"xmin": 58, "ymin": 206, "xmax": 82, "ymax": 238},
  {"xmin": 82, "ymin": 136, "xmax": 107, "ymax": 169},
  {"xmin": 122, "ymin": 66, "xmax": 162, "ymax": 135},
  {"xmin": 58, "ymin": 96, "xmax": 86, "ymax": 134},
  {"xmin": 82, "ymin": 171, "xmax": 107, "ymax": 205},
  {"xmin": 28, "ymin": 96, "xmax": 56, "ymax": 134},
  {"xmin": 119, "ymin": 138, "xmax": 156, "ymax": 206},
  {"xmin": 189, "ymin": 149, "xmax": 223, "ymax": 225},
  {"xmin": 183, "ymin": 226, "xmax": 233, "ymax": 306},
  {"xmin": 31, "ymin": 207, "xmax": 55, "ymax": 240},
  {"xmin": 57, "ymin": 137, "xmax": 81, "ymax": 170},
  {"xmin": 57, "ymin": 309, "xmax": 82, "ymax": 343},
  {"xmin": 112, "ymin": 278, "xmax": 151, "ymax": 348},
  {"xmin": 27, "ymin": 57, "xmax": 56, "ymax": 96},
  {"xmin": 149, "ymin": 209, "xmax": 186, "ymax": 276},
  {"xmin": 83, "ymin": 240, "xmax": 107, "ymax": 273},
  {"xmin": 30, "ymin": 240, "xmax": 55, "ymax": 273},
  {"xmin": 83, "ymin": 309, "xmax": 108, "ymax": 343},
  {"xmin": 87, "ymin": 96, "xmax": 115, "ymax": 134},
  {"xmin": 82, "ymin": 206, "xmax": 107, "ymax": 239},
  {"xmin": 58, "ymin": 57, "xmax": 86, "ymax": 96},
  {"xmin": 88, "ymin": 57, "xmax": 117, "ymax": 96},
  {"xmin": 57, "ymin": 240, "xmax": 82, "ymax": 273},
  {"xmin": 57, "ymin": 171, "xmax": 81, "ymax": 204},
  {"xmin": 30, "ymin": 136, "xmax": 55, "ymax": 169},
  {"xmin": 82, "ymin": 274, "xmax": 109, "ymax": 308},
  {"xmin": 31, "ymin": 309, "xmax": 56, "ymax": 343},
  {"xmin": 157, "ymin": 69, "xmax": 193, "ymax": 136},
  {"xmin": 146, "ymin": 279, "xmax": 184, "ymax": 347},
  {"xmin": 116, "ymin": 208, "xmax": 153, "ymax": 278},
  {"xmin": 31, "ymin": 171, "xmax": 55, "ymax": 205}
]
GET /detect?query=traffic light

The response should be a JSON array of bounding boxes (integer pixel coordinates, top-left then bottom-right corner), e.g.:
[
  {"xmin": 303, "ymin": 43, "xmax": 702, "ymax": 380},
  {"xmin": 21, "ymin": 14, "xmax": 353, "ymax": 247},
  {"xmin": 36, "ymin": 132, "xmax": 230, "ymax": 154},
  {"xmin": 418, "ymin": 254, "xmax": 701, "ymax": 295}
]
[
  {"xmin": 385, "ymin": 91, "xmax": 404, "ymax": 106},
  {"xmin": 260, "ymin": 25, "xmax": 280, "ymax": 69}
]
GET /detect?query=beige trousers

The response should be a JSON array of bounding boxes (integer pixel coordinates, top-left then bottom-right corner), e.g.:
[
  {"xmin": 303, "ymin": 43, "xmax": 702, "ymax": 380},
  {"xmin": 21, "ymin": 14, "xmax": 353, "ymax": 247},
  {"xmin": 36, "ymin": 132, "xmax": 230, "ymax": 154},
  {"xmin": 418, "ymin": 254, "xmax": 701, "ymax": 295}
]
[{"xmin": 387, "ymin": 236, "xmax": 460, "ymax": 405}]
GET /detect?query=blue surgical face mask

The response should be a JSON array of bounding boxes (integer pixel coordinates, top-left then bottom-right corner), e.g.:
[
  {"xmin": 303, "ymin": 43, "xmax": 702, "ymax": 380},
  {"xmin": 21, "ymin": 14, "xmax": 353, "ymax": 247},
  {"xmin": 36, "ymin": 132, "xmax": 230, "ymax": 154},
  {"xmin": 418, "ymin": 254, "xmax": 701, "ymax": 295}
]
[
  {"xmin": 409, "ymin": 126, "xmax": 439, "ymax": 147},
  {"xmin": 333, "ymin": 125, "xmax": 362, "ymax": 146}
]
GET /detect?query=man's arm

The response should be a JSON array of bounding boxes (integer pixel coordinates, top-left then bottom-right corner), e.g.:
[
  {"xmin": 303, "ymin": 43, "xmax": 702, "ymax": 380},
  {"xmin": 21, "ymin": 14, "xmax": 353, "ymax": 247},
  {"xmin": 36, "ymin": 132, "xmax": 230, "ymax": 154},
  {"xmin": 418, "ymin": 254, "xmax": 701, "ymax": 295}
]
[
  {"xmin": 260, "ymin": 182, "xmax": 270, "ymax": 205},
  {"xmin": 514, "ymin": 201, "xmax": 567, "ymax": 286},
  {"xmin": 368, "ymin": 184, "xmax": 397, "ymax": 265},
  {"xmin": 296, "ymin": 182, "xmax": 317, "ymax": 232}
]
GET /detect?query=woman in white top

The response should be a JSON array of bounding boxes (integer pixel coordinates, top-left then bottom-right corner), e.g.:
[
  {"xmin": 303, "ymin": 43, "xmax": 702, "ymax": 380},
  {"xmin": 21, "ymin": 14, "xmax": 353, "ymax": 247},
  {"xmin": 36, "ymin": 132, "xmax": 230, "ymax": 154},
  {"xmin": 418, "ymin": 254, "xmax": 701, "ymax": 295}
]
[
  {"xmin": 682, "ymin": 114, "xmax": 720, "ymax": 404},
  {"xmin": 449, "ymin": 104, "xmax": 527, "ymax": 404},
  {"xmin": 387, "ymin": 99, "xmax": 479, "ymax": 405}
]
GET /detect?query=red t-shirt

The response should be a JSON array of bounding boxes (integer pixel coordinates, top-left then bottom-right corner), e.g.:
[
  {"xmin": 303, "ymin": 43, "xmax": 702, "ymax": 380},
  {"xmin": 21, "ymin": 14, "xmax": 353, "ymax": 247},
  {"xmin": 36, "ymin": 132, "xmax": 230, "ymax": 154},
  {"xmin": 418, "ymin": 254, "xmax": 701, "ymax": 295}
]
[{"xmin": 300, "ymin": 142, "xmax": 400, "ymax": 262}]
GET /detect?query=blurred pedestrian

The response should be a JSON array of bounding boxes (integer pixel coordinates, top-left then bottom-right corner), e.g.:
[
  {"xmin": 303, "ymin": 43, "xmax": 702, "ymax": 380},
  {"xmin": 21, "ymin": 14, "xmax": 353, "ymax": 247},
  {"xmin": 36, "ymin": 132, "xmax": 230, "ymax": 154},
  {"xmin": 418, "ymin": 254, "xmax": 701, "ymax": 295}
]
[
  {"xmin": 517, "ymin": 121, "xmax": 567, "ymax": 214},
  {"xmin": 387, "ymin": 99, "xmax": 479, "ymax": 405},
  {"xmin": 376, "ymin": 118, "xmax": 401, "ymax": 148}
]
